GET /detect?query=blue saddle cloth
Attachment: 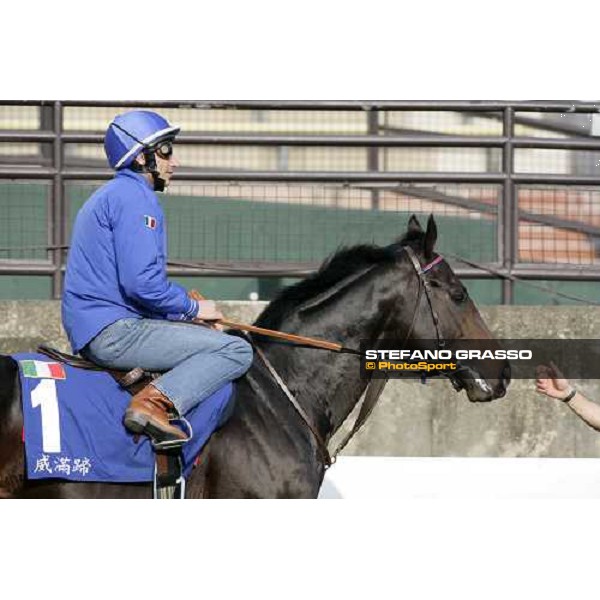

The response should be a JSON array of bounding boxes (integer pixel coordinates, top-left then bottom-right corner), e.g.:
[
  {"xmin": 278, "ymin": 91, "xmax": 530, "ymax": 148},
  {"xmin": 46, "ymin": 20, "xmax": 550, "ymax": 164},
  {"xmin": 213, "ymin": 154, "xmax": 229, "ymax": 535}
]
[{"xmin": 13, "ymin": 353, "xmax": 233, "ymax": 483}]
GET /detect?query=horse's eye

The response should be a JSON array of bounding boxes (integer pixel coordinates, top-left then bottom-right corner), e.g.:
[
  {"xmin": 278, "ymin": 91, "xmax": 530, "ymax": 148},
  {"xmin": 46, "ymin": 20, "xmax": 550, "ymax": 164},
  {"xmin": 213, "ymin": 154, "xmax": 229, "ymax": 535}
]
[
  {"xmin": 429, "ymin": 280, "xmax": 441, "ymax": 288},
  {"xmin": 451, "ymin": 288, "xmax": 468, "ymax": 303}
]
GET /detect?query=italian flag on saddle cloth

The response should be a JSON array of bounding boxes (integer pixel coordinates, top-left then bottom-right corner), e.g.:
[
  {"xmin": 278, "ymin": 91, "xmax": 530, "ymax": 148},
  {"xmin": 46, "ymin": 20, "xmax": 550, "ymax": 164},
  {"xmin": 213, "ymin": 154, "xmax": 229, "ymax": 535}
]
[
  {"xmin": 21, "ymin": 360, "xmax": 66, "ymax": 380},
  {"xmin": 13, "ymin": 352, "xmax": 233, "ymax": 483}
]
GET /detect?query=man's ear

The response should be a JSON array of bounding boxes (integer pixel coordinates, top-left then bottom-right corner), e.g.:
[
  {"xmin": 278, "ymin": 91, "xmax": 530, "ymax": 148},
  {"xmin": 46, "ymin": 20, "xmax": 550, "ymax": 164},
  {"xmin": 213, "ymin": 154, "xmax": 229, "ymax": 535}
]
[{"xmin": 134, "ymin": 153, "xmax": 146, "ymax": 166}]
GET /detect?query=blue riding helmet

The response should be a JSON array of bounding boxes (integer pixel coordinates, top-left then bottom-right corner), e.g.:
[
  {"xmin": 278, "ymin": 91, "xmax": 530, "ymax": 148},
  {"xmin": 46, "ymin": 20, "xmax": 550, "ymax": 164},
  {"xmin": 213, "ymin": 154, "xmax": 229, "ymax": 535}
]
[{"xmin": 104, "ymin": 110, "xmax": 180, "ymax": 170}]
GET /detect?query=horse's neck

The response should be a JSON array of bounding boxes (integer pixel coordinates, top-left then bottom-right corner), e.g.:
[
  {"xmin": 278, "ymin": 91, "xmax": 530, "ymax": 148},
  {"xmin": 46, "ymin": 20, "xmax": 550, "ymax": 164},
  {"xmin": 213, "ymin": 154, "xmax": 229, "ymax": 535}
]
[{"xmin": 270, "ymin": 284, "xmax": 398, "ymax": 441}]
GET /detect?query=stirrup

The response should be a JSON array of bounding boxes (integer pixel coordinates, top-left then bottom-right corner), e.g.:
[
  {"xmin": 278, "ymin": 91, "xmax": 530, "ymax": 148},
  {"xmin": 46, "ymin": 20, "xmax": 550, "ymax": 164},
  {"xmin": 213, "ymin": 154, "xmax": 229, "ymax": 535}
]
[
  {"xmin": 153, "ymin": 450, "xmax": 186, "ymax": 500},
  {"xmin": 151, "ymin": 416, "xmax": 193, "ymax": 451}
]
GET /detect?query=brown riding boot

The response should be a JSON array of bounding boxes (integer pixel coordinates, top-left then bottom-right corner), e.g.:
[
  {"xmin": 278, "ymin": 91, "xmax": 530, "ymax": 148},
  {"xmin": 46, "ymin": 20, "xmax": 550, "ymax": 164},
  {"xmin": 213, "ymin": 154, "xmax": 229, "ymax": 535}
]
[{"xmin": 123, "ymin": 384, "xmax": 188, "ymax": 443}]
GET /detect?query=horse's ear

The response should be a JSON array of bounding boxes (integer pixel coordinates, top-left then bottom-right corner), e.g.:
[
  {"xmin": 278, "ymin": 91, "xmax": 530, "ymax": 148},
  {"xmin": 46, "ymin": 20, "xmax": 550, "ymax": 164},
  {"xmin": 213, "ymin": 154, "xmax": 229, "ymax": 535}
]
[
  {"xmin": 424, "ymin": 214, "xmax": 438, "ymax": 260},
  {"xmin": 407, "ymin": 214, "xmax": 423, "ymax": 235}
]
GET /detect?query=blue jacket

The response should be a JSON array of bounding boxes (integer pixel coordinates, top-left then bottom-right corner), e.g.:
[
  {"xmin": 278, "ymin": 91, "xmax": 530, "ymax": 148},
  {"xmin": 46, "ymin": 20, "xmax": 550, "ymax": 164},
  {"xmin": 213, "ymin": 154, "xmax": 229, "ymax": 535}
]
[{"xmin": 62, "ymin": 169, "xmax": 198, "ymax": 353}]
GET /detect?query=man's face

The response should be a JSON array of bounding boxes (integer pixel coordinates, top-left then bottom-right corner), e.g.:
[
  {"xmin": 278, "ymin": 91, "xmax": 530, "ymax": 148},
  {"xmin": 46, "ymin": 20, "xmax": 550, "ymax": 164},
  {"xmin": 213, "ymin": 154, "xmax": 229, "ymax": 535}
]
[
  {"xmin": 135, "ymin": 140, "xmax": 179, "ymax": 188},
  {"xmin": 153, "ymin": 140, "xmax": 179, "ymax": 187}
]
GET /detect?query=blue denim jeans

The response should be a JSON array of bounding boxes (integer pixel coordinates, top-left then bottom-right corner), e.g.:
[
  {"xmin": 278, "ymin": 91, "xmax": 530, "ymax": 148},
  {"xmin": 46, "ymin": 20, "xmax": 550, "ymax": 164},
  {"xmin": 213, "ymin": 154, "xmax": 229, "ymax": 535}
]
[{"xmin": 83, "ymin": 318, "xmax": 253, "ymax": 415}]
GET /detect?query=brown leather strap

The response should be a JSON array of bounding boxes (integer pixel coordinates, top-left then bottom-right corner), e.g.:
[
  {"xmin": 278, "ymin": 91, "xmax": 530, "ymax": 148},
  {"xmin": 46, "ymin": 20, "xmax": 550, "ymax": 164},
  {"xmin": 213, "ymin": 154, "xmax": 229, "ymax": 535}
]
[
  {"xmin": 188, "ymin": 290, "xmax": 346, "ymax": 353},
  {"xmin": 249, "ymin": 338, "xmax": 332, "ymax": 468},
  {"xmin": 220, "ymin": 320, "xmax": 343, "ymax": 352},
  {"xmin": 154, "ymin": 450, "xmax": 185, "ymax": 499},
  {"xmin": 249, "ymin": 336, "xmax": 389, "ymax": 469},
  {"xmin": 331, "ymin": 376, "xmax": 389, "ymax": 460},
  {"xmin": 38, "ymin": 344, "xmax": 102, "ymax": 370},
  {"xmin": 37, "ymin": 345, "xmax": 157, "ymax": 395},
  {"xmin": 118, "ymin": 367, "xmax": 146, "ymax": 388}
]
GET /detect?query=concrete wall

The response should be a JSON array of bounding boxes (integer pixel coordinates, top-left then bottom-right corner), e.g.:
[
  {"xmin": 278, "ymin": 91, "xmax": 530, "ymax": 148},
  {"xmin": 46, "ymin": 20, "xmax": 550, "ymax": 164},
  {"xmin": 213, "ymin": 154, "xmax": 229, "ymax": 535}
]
[{"xmin": 2, "ymin": 302, "xmax": 600, "ymax": 459}]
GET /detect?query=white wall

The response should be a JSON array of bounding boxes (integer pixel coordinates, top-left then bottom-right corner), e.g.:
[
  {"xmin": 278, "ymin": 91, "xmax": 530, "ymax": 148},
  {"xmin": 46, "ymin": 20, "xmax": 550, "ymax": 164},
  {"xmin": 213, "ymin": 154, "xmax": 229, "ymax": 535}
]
[{"xmin": 319, "ymin": 456, "xmax": 600, "ymax": 499}]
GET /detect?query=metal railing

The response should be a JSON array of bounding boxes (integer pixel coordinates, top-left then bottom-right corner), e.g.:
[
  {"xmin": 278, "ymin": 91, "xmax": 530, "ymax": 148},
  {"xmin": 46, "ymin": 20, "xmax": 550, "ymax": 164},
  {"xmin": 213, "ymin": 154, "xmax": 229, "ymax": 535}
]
[{"xmin": 1, "ymin": 100, "xmax": 600, "ymax": 302}]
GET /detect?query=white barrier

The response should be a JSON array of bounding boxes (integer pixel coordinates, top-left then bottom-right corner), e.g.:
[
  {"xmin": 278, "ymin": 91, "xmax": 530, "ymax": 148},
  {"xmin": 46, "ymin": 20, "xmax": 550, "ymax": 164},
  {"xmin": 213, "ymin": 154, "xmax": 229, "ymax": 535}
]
[{"xmin": 319, "ymin": 456, "xmax": 600, "ymax": 498}]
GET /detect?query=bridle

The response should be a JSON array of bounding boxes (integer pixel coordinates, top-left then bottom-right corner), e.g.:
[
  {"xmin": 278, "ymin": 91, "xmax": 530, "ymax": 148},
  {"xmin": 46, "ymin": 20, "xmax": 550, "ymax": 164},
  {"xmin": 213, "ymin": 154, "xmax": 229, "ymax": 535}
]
[
  {"xmin": 397, "ymin": 245, "xmax": 446, "ymax": 354},
  {"xmin": 401, "ymin": 246, "xmax": 470, "ymax": 391},
  {"xmin": 248, "ymin": 244, "xmax": 467, "ymax": 470}
]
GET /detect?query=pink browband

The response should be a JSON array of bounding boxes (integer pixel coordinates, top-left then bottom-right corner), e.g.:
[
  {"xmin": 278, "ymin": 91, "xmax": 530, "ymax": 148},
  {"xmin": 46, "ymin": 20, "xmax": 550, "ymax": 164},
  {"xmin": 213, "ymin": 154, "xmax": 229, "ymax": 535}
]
[{"xmin": 421, "ymin": 255, "xmax": 444, "ymax": 274}]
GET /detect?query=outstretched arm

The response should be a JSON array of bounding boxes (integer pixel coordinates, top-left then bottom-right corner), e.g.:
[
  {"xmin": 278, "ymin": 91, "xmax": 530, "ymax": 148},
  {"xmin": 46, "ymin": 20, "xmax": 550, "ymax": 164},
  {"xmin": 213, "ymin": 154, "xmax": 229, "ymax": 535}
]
[{"xmin": 535, "ymin": 362, "xmax": 600, "ymax": 432}]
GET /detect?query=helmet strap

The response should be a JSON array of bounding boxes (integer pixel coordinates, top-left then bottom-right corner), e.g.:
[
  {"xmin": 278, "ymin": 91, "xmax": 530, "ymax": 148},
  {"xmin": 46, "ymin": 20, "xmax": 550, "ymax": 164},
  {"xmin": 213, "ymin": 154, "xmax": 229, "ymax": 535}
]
[
  {"xmin": 143, "ymin": 149, "xmax": 167, "ymax": 192},
  {"xmin": 132, "ymin": 149, "xmax": 166, "ymax": 192}
]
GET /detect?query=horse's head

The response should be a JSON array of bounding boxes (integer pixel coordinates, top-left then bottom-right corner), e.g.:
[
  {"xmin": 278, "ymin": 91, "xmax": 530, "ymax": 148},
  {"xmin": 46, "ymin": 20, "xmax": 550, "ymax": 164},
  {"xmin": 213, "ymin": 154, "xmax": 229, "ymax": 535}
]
[
  {"xmin": 387, "ymin": 214, "xmax": 510, "ymax": 402},
  {"xmin": 255, "ymin": 214, "xmax": 510, "ymax": 404}
]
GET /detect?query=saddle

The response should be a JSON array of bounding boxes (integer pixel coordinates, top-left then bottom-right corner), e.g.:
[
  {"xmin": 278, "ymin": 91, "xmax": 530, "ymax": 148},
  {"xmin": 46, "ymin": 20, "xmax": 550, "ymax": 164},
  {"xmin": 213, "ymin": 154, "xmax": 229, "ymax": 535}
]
[
  {"xmin": 37, "ymin": 344, "xmax": 160, "ymax": 396},
  {"xmin": 36, "ymin": 344, "xmax": 185, "ymax": 498}
]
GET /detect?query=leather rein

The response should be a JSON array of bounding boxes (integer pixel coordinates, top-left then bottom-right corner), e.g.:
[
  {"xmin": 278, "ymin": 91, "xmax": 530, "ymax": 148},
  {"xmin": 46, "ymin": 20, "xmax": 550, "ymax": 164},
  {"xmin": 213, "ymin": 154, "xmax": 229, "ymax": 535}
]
[{"xmin": 239, "ymin": 245, "xmax": 452, "ymax": 470}]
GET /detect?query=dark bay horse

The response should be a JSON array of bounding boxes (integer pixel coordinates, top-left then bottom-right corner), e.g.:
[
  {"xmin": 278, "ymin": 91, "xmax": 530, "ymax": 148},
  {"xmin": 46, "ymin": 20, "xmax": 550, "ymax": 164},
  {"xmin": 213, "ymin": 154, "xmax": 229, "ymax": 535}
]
[{"xmin": 0, "ymin": 215, "xmax": 510, "ymax": 498}]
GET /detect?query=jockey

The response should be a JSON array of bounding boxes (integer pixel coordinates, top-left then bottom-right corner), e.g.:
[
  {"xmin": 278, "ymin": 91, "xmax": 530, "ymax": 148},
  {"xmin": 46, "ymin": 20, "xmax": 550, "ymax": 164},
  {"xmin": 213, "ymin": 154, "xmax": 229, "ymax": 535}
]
[{"xmin": 62, "ymin": 110, "xmax": 253, "ymax": 445}]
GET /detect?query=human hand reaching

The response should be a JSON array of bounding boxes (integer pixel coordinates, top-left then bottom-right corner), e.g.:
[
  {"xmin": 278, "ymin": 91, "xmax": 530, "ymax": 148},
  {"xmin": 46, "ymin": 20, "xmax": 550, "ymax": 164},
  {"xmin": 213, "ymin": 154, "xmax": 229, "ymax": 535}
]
[{"xmin": 535, "ymin": 361, "xmax": 573, "ymax": 401}]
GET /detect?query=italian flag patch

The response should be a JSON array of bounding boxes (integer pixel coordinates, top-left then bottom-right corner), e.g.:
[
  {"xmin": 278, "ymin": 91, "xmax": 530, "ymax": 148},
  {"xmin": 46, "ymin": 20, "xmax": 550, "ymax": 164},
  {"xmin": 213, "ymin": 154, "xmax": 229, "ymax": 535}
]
[
  {"xmin": 144, "ymin": 215, "xmax": 157, "ymax": 230},
  {"xmin": 20, "ymin": 360, "xmax": 66, "ymax": 380}
]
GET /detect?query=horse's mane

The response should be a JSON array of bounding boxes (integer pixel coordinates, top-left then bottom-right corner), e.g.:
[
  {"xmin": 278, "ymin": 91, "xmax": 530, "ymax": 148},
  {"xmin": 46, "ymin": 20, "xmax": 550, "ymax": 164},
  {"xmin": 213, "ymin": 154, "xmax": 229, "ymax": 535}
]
[{"xmin": 255, "ymin": 230, "xmax": 424, "ymax": 329}]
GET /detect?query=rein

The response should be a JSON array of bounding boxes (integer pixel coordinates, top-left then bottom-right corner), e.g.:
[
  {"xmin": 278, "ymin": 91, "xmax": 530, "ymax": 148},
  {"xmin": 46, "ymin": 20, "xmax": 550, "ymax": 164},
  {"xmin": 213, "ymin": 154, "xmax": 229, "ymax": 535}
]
[{"xmin": 189, "ymin": 290, "xmax": 357, "ymax": 355}]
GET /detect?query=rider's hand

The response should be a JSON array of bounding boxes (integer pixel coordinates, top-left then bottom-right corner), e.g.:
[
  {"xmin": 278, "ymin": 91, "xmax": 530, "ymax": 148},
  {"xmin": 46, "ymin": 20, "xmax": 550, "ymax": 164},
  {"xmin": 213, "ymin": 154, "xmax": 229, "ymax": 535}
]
[
  {"xmin": 194, "ymin": 300, "xmax": 224, "ymax": 322},
  {"xmin": 535, "ymin": 361, "xmax": 573, "ymax": 400}
]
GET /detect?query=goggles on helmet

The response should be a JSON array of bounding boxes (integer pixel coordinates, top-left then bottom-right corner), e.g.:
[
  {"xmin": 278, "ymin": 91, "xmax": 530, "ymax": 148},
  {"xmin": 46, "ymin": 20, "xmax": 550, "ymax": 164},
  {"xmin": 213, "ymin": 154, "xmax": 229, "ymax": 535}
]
[{"xmin": 153, "ymin": 140, "xmax": 174, "ymax": 160}]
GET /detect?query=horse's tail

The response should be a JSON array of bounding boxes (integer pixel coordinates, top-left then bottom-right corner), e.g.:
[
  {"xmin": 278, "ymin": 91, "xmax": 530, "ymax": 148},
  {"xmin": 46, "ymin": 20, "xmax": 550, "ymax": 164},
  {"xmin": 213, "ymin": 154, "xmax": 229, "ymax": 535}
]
[{"xmin": 0, "ymin": 356, "xmax": 23, "ymax": 497}]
